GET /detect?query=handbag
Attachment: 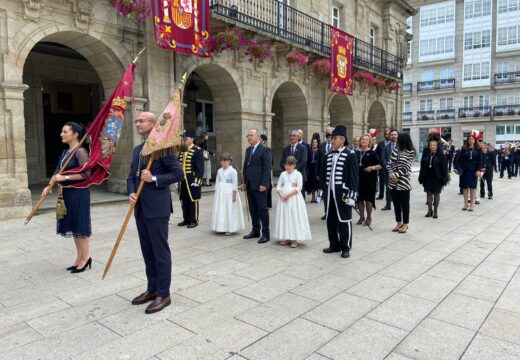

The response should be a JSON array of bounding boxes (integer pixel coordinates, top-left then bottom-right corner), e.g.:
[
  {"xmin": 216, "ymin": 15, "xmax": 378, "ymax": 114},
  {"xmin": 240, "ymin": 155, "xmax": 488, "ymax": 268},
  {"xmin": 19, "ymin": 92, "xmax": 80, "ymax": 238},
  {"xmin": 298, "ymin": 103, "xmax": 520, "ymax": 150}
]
[
  {"xmin": 203, "ymin": 149, "xmax": 210, "ymax": 160},
  {"xmin": 56, "ymin": 185, "xmax": 67, "ymax": 220}
]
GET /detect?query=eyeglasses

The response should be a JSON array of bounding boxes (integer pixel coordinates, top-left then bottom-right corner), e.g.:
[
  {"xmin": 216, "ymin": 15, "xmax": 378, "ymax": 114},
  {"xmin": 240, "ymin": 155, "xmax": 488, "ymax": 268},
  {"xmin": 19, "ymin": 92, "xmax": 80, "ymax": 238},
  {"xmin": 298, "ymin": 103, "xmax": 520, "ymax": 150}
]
[{"xmin": 134, "ymin": 119, "xmax": 152, "ymax": 125}]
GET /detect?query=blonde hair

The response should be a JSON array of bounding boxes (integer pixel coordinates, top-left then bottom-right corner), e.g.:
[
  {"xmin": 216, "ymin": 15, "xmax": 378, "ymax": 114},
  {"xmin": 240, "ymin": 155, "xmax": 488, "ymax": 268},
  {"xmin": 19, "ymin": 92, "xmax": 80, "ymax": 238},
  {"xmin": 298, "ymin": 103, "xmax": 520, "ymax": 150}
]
[{"xmin": 360, "ymin": 133, "xmax": 372, "ymax": 147}]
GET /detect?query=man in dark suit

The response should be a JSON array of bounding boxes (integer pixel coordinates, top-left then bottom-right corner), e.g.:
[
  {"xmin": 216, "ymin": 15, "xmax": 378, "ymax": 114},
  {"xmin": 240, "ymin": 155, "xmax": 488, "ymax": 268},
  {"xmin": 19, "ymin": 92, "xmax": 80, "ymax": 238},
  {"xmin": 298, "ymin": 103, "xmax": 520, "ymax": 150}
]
[
  {"xmin": 178, "ymin": 129, "xmax": 204, "ymax": 228},
  {"xmin": 381, "ymin": 129, "xmax": 399, "ymax": 210},
  {"xmin": 243, "ymin": 128, "xmax": 273, "ymax": 243},
  {"xmin": 316, "ymin": 127, "xmax": 334, "ymax": 220},
  {"xmin": 260, "ymin": 134, "xmax": 273, "ymax": 209},
  {"xmin": 298, "ymin": 129, "xmax": 312, "ymax": 199},
  {"xmin": 280, "ymin": 129, "xmax": 308, "ymax": 198},
  {"xmin": 480, "ymin": 142, "xmax": 494, "ymax": 200},
  {"xmin": 127, "ymin": 112, "xmax": 184, "ymax": 314},
  {"xmin": 375, "ymin": 130, "xmax": 390, "ymax": 200},
  {"xmin": 444, "ymin": 139, "xmax": 456, "ymax": 172}
]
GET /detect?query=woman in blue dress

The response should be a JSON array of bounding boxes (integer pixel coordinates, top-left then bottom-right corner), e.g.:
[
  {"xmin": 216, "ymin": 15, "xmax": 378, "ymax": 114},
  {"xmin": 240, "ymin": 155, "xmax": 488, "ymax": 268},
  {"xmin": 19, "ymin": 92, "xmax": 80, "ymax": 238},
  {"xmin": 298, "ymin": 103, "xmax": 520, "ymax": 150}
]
[
  {"xmin": 42, "ymin": 122, "xmax": 92, "ymax": 273},
  {"xmin": 455, "ymin": 134, "xmax": 483, "ymax": 211}
]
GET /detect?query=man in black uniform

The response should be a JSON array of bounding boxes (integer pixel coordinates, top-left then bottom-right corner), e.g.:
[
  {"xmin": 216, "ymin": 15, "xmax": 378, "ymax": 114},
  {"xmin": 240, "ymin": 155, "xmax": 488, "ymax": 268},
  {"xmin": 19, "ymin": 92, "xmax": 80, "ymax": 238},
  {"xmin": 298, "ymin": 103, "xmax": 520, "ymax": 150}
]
[
  {"xmin": 260, "ymin": 134, "xmax": 273, "ymax": 209},
  {"xmin": 480, "ymin": 142, "xmax": 494, "ymax": 200},
  {"xmin": 375, "ymin": 130, "xmax": 390, "ymax": 200},
  {"xmin": 178, "ymin": 129, "xmax": 204, "ymax": 228},
  {"xmin": 321, "ymin": 125, "xmax": 359, "ymax": 259}
]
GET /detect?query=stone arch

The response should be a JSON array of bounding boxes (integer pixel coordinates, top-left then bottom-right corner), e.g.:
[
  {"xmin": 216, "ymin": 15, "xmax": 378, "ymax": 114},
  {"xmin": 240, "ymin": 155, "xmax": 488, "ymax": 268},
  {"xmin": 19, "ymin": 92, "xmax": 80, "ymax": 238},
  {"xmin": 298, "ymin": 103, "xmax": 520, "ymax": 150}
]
[
  {"xmin": 182, "ymin": 63, "xmax": 243, "ymax": 176},
  {"xmin": 270, "ymin": 80, "xmax": 309, "ymax": 175},
  {"xmin": 367, "ymin": 100, "xmax": 387, "ymax": 135},
  {"xmin": 327, "ymin": 94, "xmax": 354, "ymax": 142}
]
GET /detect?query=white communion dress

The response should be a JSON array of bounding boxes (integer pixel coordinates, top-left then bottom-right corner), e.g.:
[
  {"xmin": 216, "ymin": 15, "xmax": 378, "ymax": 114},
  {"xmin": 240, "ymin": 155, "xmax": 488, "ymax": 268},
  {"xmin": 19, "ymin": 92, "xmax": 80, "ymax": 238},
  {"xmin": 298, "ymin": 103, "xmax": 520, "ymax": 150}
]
[
  {"xmin": 273, "ymin": 170, "xmax": 312, "ymax": 241},
  {"xmin": 211, "ymin": 166, "xmax": 245, "ymax": 233}
]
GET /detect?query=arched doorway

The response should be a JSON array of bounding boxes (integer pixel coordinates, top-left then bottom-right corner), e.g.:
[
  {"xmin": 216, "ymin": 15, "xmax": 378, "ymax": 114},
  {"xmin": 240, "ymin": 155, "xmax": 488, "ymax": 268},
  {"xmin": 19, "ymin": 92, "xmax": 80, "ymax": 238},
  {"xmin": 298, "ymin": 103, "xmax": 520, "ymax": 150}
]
[
  {"xmin": 21, "ymin": 32, "xmax": 130, "ymax": 194},
  {"xmin": 367, "ymin": 100, "xmax": 387, "ymax": 135},
  {"xmin": 328, "ymin": 94, "xmax": 354, "ymax": 142},
  {"xmin": 183, "ymin": 64, "xmax": 242, "ymax": 177},
  {"xmin": 271, "ymin": 81, "xmax": 308, "ymax": 175}
]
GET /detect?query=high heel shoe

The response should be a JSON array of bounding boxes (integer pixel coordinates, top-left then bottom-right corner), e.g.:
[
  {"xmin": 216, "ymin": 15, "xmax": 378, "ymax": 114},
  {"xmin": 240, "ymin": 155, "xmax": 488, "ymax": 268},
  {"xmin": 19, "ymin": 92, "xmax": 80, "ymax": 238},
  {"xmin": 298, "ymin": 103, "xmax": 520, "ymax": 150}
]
[
  {"xmin": 425, "ymin": 209, "xmax": 433, "ymax": 217},
  {"xmin": 461, "ymin": 205, "xmax": 469, "ymax": 211},
  {"xmin": 66, "ymin": 265, "xmax": 77, "ymax": 271},
  {"xmin": 392, "ymin": 224, "xmax": 403, "ymax": 232},
  {"xmin": 70, "ymin": 258, "xmax": 92, "ymax": 273},
  {"xmin": 398, "ymin": 225, "xmax": 409, "ymax": 233}
]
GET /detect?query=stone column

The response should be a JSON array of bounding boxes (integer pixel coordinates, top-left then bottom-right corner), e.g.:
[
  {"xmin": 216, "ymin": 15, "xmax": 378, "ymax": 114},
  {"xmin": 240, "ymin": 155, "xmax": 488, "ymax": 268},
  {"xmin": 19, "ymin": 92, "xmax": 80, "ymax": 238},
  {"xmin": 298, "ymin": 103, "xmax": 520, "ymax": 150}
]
[{"xmin": 0, "ymin": 82, "xmax": 32, "ymax": 219}]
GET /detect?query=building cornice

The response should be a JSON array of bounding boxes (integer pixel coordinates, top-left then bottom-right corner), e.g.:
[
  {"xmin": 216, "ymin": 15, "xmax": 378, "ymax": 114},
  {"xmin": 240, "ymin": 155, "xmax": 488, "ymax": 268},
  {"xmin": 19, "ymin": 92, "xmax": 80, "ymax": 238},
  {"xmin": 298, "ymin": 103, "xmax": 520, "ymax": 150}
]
[{"xmin": 386, "ymin": 0, "xmax": 418, "ymax": 16}]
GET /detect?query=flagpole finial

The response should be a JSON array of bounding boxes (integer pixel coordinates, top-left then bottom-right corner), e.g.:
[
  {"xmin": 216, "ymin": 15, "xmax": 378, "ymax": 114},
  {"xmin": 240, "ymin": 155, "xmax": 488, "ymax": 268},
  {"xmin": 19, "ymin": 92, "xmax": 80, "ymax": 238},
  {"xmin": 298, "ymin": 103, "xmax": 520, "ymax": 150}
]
[
  {"xmin": 132, "ymin": 47, "xmax": 147, "ymax": 64},
  {"xmin": 178, "ymin": 72, "xmax": 188, "ymax": 90}
]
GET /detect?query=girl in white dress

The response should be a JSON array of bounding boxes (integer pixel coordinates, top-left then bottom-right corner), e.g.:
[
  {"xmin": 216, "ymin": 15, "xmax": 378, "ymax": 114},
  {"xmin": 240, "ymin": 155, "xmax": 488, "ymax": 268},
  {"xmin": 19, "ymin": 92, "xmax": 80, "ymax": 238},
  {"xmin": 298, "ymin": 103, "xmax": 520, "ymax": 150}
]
[
  {"xmin": 211, "ymin": 153, "xmax": 245, "ymax": 235},
  {"xmin": 273, "ymin": 156, "xmax": 312, "ymax": 248}
]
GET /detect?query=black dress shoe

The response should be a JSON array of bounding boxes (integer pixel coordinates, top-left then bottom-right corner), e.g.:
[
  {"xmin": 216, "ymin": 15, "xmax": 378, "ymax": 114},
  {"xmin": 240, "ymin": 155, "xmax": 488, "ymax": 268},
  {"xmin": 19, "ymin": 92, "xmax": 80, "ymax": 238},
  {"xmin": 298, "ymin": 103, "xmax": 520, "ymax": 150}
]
[
  {"xmin": 425, "ymin": 209, "xmax": 433, "ymax": 217},
  {"xmin": 145, "ymin": 296, "xmax": 171, "ymax": 314},
  {"xmin": 323, "ymin": 248, "xmax": 341, "ymax": 253},
  {"xmin": 178, "ymin": 221, "xmax": 189, "ymax": 226},
  {"xmin": 187, "ymin": 223, "xmax": 198, "ymax": 228},
  {"xmin": 66, "ymin": 265, "xmax": 77, "ymax": 271},
  {"xmin": 70, "ymin": 258, "xmax": 92, "ymax": 273},
  {"xmin": 341, "ymin": 251, "xmax": 350, "ymax": 258},
  {"xmin": 243, "ymin": 232, "xmax": 260, "ymax": 239},
  {"xmin": 381, "ymin": 205, "xmax": 391, "ymax": 211},
  {"xmin": 132, "ymin": 291, "xmax": 158, "ymax": 305},
  {"xmin": 321, "ymin": 215, "xmax": 326, "ymax": 221},
  {"xmin": 258, "ymin": 236, "xmax": 270, "ymax": 244}
]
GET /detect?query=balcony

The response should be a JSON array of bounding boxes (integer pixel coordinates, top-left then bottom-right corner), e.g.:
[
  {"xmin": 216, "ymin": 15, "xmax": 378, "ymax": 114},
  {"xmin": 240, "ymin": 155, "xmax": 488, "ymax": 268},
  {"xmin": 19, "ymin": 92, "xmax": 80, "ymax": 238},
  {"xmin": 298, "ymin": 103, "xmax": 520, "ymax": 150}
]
[
  {"xmin": 417, "ymin": 110, "xmax": 435, "ymax": 121},
  {"xmin": 436, "ymin": 109, "xmax": 456, "ymax": 120},
  {"xmin": 494, "ymin": 72, "xmax": 520, "ymax": 85},
  {"xmin": 417, "ymin": 79, "xmax": 456, "ymax": 92},
  {"xmin": 494, "ymin": 105, "xmax": 520, "ymax": 117},
  {"xmin": 458, "ymin": 106, "xmax": 492, "ymax": 119},
  {"xmin": 209, "ymin": 0, "xmax": 403, "ymax": 79},
  {"xmin": 403, "ymin": 112, "xmax": 412, "ymax": 122},
  {"xmin": 403, "ymin": 83, "xmax": 412, "ymax": 93}
]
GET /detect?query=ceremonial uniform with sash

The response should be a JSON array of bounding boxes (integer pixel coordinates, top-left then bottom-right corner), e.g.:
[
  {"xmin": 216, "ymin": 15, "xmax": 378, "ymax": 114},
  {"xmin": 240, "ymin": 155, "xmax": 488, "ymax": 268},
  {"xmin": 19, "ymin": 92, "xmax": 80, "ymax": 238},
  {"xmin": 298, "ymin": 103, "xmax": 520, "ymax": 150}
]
[
  {"xmin": 178, "ymin": 130, "xmax": 204, "ymax": 228},
  {"xmin": 321, "ymin": 126, "xmax": 359, "ymax": 258}
]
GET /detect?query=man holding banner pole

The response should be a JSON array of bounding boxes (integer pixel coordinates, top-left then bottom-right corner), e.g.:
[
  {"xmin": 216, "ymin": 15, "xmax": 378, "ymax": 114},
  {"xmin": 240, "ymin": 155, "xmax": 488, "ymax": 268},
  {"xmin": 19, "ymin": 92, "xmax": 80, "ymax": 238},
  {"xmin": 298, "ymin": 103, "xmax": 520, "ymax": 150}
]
[{"xmin": 127, "ymin": 111, "xmax": 183, "ymax": 314}]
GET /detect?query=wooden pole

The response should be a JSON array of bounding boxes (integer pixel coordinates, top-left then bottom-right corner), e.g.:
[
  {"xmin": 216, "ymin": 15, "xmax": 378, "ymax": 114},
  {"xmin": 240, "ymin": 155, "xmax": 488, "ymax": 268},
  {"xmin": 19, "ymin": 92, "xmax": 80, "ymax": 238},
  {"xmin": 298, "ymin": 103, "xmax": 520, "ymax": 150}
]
[
  {"xmin": 102, "ymin": 153, "xmax": 155, "ymax": 280},
  {"xmin": 241, "ymin": 171, "xmax": 250, "ymax": 223}
]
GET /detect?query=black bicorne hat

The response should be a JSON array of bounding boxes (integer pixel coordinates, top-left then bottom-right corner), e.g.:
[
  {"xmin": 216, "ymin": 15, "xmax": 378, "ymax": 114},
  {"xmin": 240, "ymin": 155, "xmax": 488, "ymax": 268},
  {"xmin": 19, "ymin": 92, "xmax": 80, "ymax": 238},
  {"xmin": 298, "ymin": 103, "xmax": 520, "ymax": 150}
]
[
  {"xmin": 183, "ymin": 129, "xmax": 196, "ymax": 138},
  {"xmin": 331, "ymin": 125, "xmax": 347, "ymax": 138}
]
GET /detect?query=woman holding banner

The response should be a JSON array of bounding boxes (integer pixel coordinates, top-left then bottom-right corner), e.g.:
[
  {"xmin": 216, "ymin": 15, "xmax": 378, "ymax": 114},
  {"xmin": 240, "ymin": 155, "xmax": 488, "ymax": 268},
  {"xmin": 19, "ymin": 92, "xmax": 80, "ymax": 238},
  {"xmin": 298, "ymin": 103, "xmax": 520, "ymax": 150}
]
[{"xmin": 42, "ymin": 121, "xmax": 92, "ymax": 273}]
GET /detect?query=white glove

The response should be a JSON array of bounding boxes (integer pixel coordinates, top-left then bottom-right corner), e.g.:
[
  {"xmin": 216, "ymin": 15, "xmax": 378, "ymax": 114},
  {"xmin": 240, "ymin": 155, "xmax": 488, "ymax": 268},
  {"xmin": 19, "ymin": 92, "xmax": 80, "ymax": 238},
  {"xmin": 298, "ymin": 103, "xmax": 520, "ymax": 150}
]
[
  {"xmin": 347, "ymin": 199, "xmax": 356, "ymax": 207},
  {"xmin": 191, "ymin": 183, "xmax": 200, "ymax": 187}
]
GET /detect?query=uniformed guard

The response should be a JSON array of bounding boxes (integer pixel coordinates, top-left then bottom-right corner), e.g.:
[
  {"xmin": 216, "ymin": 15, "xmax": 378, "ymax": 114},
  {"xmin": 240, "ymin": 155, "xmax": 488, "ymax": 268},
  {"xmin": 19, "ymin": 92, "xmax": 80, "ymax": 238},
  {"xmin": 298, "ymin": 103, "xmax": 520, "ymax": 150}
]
[
  {"xmin": 321, "ymin": 125, "xmax": 359, "ymax": 258},
  {"xmin": 178, "ymin": 129, "xmax": 204, "ymax": 228}
]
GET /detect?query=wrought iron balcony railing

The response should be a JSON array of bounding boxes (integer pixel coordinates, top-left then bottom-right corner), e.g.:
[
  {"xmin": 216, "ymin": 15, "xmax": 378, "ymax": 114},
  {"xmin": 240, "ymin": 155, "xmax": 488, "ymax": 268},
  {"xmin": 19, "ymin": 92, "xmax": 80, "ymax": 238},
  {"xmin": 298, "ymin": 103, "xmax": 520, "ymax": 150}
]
[
  {"xmin": 494, "ymin": 72, "xmax": 520, "ymax": 85},
  {"xmin": 494, "ymin": 105, "xmax": 520, "ymax": 116},
  {"xmin": 436, "ymin": 109, "xmax": 456, "ymax": 120},
  {"xmin": 417, "ymin": 79, "xmax": 455, "ymax": 92},
  {"xmin": 402, "ymin": 112, "xmax": 412, "ymax": 121},
  {"xmin": 458, "ymin": 106, "xmax": 492, "ymax": 119},
  {"xmin": 209, "ymin": 0, "xmax": 403, "ymax": 79},
  {"xmin": 417, "ymin": 110, "xmax": 435, "ymax": 121},
  {"xmin": 403, "ymin": 83, "xmax": 412, "ymax": 93}
]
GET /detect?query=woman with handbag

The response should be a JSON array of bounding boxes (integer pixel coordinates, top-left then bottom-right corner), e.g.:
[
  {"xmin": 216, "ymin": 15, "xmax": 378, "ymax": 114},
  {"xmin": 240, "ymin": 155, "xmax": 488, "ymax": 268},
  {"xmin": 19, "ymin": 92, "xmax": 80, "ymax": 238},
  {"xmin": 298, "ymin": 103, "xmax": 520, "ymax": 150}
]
[
  {"xmin": 42, "ymin": 122, "xmax": 92, "ymax": 273},
  {"xmin": 418, "ymin": 134, "xmax": 449, "ymax": 219},
  {"xmin": 199, "ymin": 132, "xmax": 214, "ymax": 186},
  {"xmin": 387, "ymin": 133, "xmax": 416, "ymax": 233}
]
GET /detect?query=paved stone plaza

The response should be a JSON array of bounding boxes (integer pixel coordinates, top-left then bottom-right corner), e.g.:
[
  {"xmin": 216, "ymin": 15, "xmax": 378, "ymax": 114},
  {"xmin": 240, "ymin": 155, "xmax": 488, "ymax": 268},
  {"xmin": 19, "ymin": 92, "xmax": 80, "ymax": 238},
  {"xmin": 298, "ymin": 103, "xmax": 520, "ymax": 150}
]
[{"xmin": 1, "ymin": 173, "xmax": 520, "ymax": 360}]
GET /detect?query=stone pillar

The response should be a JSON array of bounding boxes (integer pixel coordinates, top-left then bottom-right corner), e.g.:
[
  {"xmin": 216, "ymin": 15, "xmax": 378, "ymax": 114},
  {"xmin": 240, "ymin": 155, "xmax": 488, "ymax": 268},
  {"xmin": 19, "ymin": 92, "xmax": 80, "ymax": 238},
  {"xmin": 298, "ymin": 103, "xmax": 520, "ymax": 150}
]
[{"xmin": 0, "ymin": 82, "xmax": 32, "ymax": 219}]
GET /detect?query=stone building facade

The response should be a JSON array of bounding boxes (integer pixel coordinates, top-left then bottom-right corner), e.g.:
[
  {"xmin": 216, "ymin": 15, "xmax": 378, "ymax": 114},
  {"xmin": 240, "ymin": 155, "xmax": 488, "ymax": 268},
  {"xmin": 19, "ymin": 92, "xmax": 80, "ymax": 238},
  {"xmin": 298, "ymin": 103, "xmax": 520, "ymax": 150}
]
[{"xmin": 0, "ymin": 0, "xmax": 413, "ymax": 220}]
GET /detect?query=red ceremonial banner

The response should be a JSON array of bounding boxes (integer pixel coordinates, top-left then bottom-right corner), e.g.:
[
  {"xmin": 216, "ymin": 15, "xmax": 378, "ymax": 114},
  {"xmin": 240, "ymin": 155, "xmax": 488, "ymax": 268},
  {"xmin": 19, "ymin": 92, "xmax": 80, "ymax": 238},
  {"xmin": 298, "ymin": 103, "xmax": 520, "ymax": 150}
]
[
  {"xmin": 61, "ymin": 63, "xmax": 136, "ymax": 188},
  {"xmin": 152, "ymin": 0, "xmax": 210, "ymax": 57},
  {"xmin": 330, "ymin": 27, "xmax": 354, "ymax": 95}
]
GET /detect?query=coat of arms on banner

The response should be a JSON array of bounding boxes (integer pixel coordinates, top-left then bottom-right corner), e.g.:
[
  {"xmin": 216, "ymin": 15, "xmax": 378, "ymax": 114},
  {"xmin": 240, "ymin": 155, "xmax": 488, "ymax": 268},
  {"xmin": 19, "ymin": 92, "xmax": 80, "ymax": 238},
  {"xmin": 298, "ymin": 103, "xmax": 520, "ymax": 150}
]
[
  {"xmin": 100, "ymin": 97, "xmax": 126, "ymax": 159},
  {"xmin": 330, "ymin": 28, "xmax": 354, "ymax": 95}
]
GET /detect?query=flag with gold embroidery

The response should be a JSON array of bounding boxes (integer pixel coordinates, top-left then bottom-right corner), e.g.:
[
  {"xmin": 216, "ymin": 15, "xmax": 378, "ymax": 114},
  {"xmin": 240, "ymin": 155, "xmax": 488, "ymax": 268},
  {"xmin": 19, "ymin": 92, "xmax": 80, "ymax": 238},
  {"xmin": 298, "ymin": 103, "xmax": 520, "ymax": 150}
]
[
  {"xmin": 61, "ymin": 63, "xmax": 136, "ymax": 188},
  {"xmin": 330, "ymin": 27, "xmax": 354, "ymax": 95},
  {"xmin": 152, "ymin": 0, "xmax": 210, "ymax": 57}
]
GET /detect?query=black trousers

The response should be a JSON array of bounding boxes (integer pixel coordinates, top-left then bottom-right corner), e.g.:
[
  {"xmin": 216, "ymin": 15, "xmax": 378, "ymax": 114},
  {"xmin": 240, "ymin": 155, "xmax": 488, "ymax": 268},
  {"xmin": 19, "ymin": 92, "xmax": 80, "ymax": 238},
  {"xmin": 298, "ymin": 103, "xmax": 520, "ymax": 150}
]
[
  {"xmin": 247, "ymin": 189, "xmax": 270, "ymax": 237},
  {"xmin": 500, "ymin": 159, "xmax": 512, "ymax": 178},
  {"xmin": 514, "ymin": 159, "xmax": 520, "ymax": 176},
  {"xmin": 326, "ymin": 193, "xmax": 352, "ymax": 252},
  {"xmin": 136, "ymin": 215, "xmax": 171, "ymax": 298},
  {"xmin": 378, "ymin": 170, "xmax": 386, "ymax": 195},
  {"xmin": 447, "ymin": 157, "xmax": 453, "ymax": 172},
  {"xmin": 480, "ymin": 171, "xmax": 493, "ymax": 196},
  {"xmin": 390, "ymin": 189, "xmax": 410, "ymax": 224},
  {"xmin": 180, "ymin": 182, "xmax": 198, "ymax": 224}
]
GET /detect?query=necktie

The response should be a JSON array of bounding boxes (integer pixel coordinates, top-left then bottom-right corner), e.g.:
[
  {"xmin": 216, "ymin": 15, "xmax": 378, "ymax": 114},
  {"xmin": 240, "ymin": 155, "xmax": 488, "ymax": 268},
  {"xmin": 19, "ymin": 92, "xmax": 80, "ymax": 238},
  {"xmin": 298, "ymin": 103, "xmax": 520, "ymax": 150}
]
[
  {"xmin": 326, "ymin": 143, "xmax": 330, "ymax": 152},
  {"xmin": 291, "ymin": 145, "xmax": 295, "ymax": 155}
]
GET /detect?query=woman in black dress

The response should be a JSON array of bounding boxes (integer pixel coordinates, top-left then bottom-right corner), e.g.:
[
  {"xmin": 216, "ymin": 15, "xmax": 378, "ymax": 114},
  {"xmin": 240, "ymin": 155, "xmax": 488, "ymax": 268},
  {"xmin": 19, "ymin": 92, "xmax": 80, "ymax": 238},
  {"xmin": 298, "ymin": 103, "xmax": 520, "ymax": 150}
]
[
  {"xmin": 356, "ymin": 134, "xmax": 382, "ymax": 226},
  {"xmin": 42, "ymin": 122, "xmax": 92, "ymax": 273},
  {"xmin": 455, "ymin": 134, "xmax": 483, "ymax": 211},
  {"xmin": 306, "ymin": 138, "xmax": 320, "ymax": 202},
  {"xmin": 418, "ymin": 135, "xmax": 449, "ymax": 219}
]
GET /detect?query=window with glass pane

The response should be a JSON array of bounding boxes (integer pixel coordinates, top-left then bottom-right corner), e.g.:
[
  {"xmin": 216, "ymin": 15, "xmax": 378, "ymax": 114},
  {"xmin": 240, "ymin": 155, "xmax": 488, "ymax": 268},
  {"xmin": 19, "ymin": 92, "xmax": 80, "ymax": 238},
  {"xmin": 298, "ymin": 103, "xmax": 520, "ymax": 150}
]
[
  {"xmin": 446, "ymin": 5, "xmax": 454, "ymax": 21},
  {"xmin": 473, "ymin": 32, "xmax": 482, "ymax": 48},
  {"xmin": 420, "ymin": 40, "xmax": 427, "ymax": 56},
  {"xmin": 464, "ymin": 96, "xmax": 474, "ymax": 108},
  {"xmin": 483, "ymin": 0, "xmax": 491, "ymax": 15},
  {"xmin": 481, "ymin": 62, "xmax": 490, "ymax": 79},
  {"xmin": 515, "ymin": 60, "xmax": 520, "ymax": 71},
  {"xmin": 429, "ymin": 8, "xmax": 436, "ymax": 25},
  {"xmin": 407, "ymin": 42, "xmax": 412, "ymax": 63},
  {"xmin": 403, "ymin": 101, "xmax": 411, "ymax": 112},
  {"xmin": 465, "ymin": 32, "xmax": 473, "ymax": 50},
  {"xmin": 510, "ymin": 0, "xmax": 518, "ymax": 11},
  {"xmin": 420, "ymin": 70, "xmax": 434, "ymax": 82},
  {"xmin": 440, "ymin": 68, "xmax": 453, "ymax": 79},
  {"xmin": 428, "ymin": 39, "xmax": 436, "ymax": 55},
  {"xmin": 473, "ymin": 64, "xmax": 481, "ymax": 80},
  {"xmin": 438, "ymin": 7, "xmax": 445, "ymax": 23},
  {"xmin": 516, "ymin": 126, "xmax": 520, "ymax": 134},
  {"xmin": 420, "ymin": 99, "xmax": 433, "ymax": 111},
  {"xmin": 506, "ymin": 125, "xmax": 514, "ymax": 134},
  {"xmin": 514, "ymin": 93, "xmax": 520, "ymax": 104},
  {"xmin": 465, "ymin": 1, "xmax": 473, "ymax": 19},
  {"xmin": 479, "ymin": 95, "xmax": 489, "ymax": 107},
  {"xmin": 445, "ymin": 36, "xmax": 454, "ymax": 53},
  {"xmin": 464, "ymin": 65, "xmax": 472, "ymax": 81},
  {"xmin": 498, "ymin": 0, "xmax": 508, "ymax": 12},
  {"xmin": 421, "ymin": 10, "xmax": 428, "ymax": 27},
  {"xmin": 474, "ymin": 0, "xmax": 482, "ymax": 17},
  {"xmin": 498, "ymin": 28, "xmax": 508, "ymax": 45},
  {"xmin": 482, "ymin": 31, "xmax": 490, "ymax": 48},
  {"xmin": 440, "ymin": 97, "xmax": 453, "ymax": 110},
  {"xmin": 508, "ymin": 27, "xmax": 517, "ymax": 45},
  {"xmin": 497, "ymin": 94, "xmax": 508, "ymax": 106},
  {"xmin": 496, "ymin": 126, "xmax": 505, "ymax": 135},
  {"xmin": 437, "ymin": 38, "xmax": 444, "ymax": 54},
  {"xmin": 496, "ymin": 61, "xmax": 509, "ymax": 74},
  {"xmin": 332, "ymin": 6, "xmax": 340, "ymax": 28}
]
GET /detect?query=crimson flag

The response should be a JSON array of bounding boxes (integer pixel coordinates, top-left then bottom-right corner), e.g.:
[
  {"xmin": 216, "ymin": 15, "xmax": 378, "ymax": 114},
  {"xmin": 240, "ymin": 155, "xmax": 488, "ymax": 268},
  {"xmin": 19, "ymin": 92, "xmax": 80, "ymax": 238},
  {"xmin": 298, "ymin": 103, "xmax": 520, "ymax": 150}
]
[
  {"xmin": 152, "ymin": 0, "xmax": 210, "ymax": 57},
  {"xmin": 330, "ymin": 27, "xmax": 354, "ymax": 95},
  {"xmin": 61, "ymin": 63, "xmax": 136, "ymax": 188}
]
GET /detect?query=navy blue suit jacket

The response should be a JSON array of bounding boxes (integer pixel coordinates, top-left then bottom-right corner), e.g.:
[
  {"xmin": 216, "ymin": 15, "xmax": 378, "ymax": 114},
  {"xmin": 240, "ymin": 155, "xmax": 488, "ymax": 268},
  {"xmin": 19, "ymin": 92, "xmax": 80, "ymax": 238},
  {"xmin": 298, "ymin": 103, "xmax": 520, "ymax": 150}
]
[
  {"xmin": 280, "ymin": 143, "xmax": 308, "ymax": 181},
  {"xmin": 127, "ymin": 143, "xmax": 184, "ymax": 220},
  {"xmin": 243, "ymin": 143, "xmax": 272, "ymax": 191}
]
